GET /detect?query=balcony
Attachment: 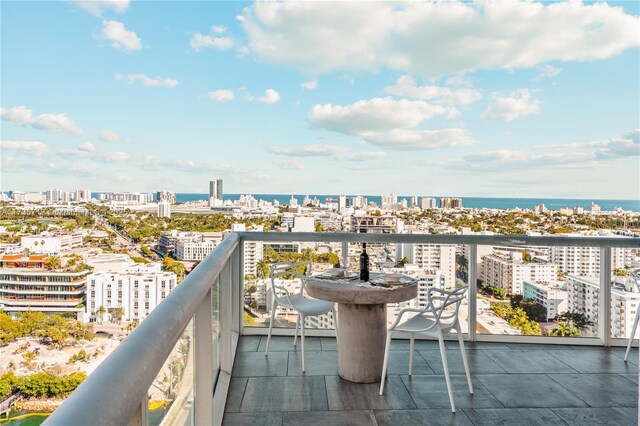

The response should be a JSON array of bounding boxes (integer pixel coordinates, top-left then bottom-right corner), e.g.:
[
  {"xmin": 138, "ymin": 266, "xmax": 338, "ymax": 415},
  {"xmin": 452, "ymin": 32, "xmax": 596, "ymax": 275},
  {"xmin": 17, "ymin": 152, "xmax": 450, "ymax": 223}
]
[{"xmin": 45, "ymin": 232, "xmax": 640, "ymax": 426}]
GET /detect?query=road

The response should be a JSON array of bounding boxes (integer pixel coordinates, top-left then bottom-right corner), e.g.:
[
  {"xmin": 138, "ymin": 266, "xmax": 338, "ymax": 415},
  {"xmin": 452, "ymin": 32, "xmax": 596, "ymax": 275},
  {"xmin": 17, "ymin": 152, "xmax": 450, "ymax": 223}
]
[{"xmin": 93, "ymin": 214, "xmax": 146, "ymax": 258}]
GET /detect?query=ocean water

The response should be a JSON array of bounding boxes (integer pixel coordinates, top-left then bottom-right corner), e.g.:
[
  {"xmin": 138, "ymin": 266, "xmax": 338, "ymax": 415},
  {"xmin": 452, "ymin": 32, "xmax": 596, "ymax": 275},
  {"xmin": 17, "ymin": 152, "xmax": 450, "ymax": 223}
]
[{"xmin": 173, "ymin": 193, "xmax": 640, "ymax": 212}]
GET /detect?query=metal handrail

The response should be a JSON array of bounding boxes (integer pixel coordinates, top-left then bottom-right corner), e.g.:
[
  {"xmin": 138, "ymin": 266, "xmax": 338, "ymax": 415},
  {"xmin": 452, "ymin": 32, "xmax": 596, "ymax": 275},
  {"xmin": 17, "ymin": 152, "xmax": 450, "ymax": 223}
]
[
  {"xmin": 239, "ymin": 231, "xmax": 639, "ymax": 248},
  {"xmin": 45, "ymin": 233, "xmax": 239, "ymax": 426}
]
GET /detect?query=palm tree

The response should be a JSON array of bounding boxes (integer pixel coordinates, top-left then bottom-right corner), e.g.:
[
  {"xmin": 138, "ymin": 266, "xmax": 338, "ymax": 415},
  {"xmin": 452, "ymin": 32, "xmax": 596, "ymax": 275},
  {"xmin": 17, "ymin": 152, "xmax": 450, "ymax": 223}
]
[
  {"xmin": 40, "ymin": 240, "xmax": 45, "ymax": 253},
  {"xmin": 113, "ymin": 307, "xmax": 125, "ymax": 325},
  {"xmin": 96, "ymin": 305, "xmax": 107, "ymax": 324},
  {"xmin": 45, "ymin": 256, "xmax": 60, "ymax": 270},
  {"xmin": 33, "ymin": 241, "xmax": 39, "ymax": 253}
]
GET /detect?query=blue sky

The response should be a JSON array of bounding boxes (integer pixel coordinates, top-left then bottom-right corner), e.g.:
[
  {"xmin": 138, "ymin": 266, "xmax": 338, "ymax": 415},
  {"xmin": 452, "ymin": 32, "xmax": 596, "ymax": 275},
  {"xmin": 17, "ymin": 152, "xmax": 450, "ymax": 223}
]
[{"xmin": 1, "ymin": 0, "xmax": 639, "ymax": 199}]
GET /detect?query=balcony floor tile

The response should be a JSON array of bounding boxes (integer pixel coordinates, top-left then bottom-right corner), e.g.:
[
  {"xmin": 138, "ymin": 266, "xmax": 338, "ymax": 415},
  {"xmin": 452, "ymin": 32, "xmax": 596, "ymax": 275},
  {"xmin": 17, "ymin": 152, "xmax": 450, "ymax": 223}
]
[
  {"xmin": 401, "ymin": 375, "xmax": 502, "ymax": 410},
  {"xmin": 462, "ymin": 408, "xmax": 564, "ymax": 425},
  {"xmin": 481, "ymin": 350, "xmax": 578, "ymax": 374},
  {"xmin": 222, "ymin": 412, "xmax": 283, "ymax": 426},
  {"xmin": 287, "ymin": 350, "xmax": 338, "ymax": 376},
  {"xmin": 475, "ymin": 374, "xmax": 588, "ymax": 408},
  {"xmin": 548, "ymin": 349, "xmax": 638, "ymax": 374},
  {"xmin": 326, "ymin": 375, "xmax": 416, "ymax": 411},
  {"xmin": 283, "ymin": 410, "xmax": 376, "ymax": 425},
  {"xmin": 374, "ymin": 408, "xmax": 473, "ymax": 425},
  {"xmin": 551, "ymin": 407, "xmax": 637, "ymax": 426},
  {"xmin": 240, "ymin": 376, "xmax": 328, "ymax": 412},
  {"xmin": 232, "ymin": 351, "xmax": 289, "ymax": 377},
  {"xmin": 548, "ymin": 373, "xmax": 638, "ymax": 407},
  {"xmin": 257, "ymin": 335, "xmax": 322, "ymax": 352},
  {"xmin": 418, "ymin": 349, "xmax": 506, "ymax": 375}
]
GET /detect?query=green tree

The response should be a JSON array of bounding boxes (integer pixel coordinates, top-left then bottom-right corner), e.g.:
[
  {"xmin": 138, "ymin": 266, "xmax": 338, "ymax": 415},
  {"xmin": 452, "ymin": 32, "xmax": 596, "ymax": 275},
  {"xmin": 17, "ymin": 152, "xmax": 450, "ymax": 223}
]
[
  {"xmin": 256, "ymin": 259, "xmax": 270, "ymax": 279},
  {"xmin": 613, "ymin": 268, "xmax": 628, "ymax": 277},
  {"xmin": 0, "ymin": 311, "xmax": 23, "ymax": 343},
  {"xmin": 96, "ymin": 305, "xmax": 107, "ymax": 324},
  {"xmin": 113, "ymin": 307, "xmax": 125, "ymax": 325},
  {"xmin": 45, "ymin": 256, "xmax": 61, "ymax": 270},
  {"xmin": 396, "ymin": 256, "xmax": 409, "ymax": 268}
]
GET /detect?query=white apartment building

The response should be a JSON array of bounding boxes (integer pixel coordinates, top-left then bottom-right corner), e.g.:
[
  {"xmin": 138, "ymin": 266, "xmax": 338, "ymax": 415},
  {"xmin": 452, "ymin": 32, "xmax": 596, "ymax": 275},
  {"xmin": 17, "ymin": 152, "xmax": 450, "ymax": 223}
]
[
  {"xmin": 566, "ymin": 275, "xmax": 640, "ymax": 339},
  {"xmin": 9, "ymin": 191, "xmax": 46, "ymax": 203},
  {"xmin": 381, "ymin": 193, "xmax": 398, "ymax": 207},
  {"xmin": 158, "ymin": 201, "xmax": 171, "ymax": 218},
  {"xmin": 230, "ymin": 224, "xmax": 264, "ymax": 276},
  {"xmin": 156, "ymin": 190, "xmax": 176, "ymax": 204},
  {"xmin": 291, "ymin": 216, "xmax": 315, "ymax": 233},
  {"xmin": 420, "ymin": 197, "xmax": 437, "ymax": 209},
  {"xmin": 523, "ymin": 280, "xmax": 568, "ymax": 320},
  {"xmin": 440, "ymin": 197, "xmax": 463, "ymax": 209},
  {"xmin": 551, "ymin": 244, "xmax": 630, "ymax": 276},
  {"xmin": 380, "ymin": 266, "xmax": 445, "ymax": 309},
  {"xmin": 396, "ymin": 239, "xmax": 456, "ymax": 289},
  {"xmin": 86, "ymin": 264, "xmax": 177, "ymax": 322},
  {"xmin": 75, "ymin": 189, "xmax": 91, "ymax": 203},
  {"xmin": 481, "ymin": 252, "xmax": 558, "ymax": 295},
  {"xmin": 21, "ymin": 233, "xmax": 84, "ymax": 255},
  {"xmin": 98, "ymin": 192, "xmax": 153, "ymax": 204},
  {"xmin": 175, "ymin": 233, "xmax": 221, "ymax": 261}
]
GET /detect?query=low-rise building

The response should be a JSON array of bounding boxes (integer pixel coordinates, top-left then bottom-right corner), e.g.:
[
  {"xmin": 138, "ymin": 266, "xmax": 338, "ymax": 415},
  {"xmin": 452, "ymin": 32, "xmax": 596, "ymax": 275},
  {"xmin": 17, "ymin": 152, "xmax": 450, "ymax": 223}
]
[
  {"xmin": 523, "ymin": 280, "xmax": 568, "ymax": 320},
  {"xmin": 0, "ymin": 258, "xmax": 88, "ymax": 317},
  {"xmin": 21, "ymin": 233, "xmax": 84, "ymax": 255},
  {"xmin": 86, "ymin": 263, "xmax": 177, "ymax": 322}
]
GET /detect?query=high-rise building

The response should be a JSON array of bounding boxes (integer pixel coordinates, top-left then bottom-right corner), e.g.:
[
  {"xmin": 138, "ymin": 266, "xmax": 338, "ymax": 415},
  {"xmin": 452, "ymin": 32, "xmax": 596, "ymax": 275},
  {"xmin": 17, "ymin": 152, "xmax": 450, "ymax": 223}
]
[
  {"xmin": 381, "ymin": 193, "xmax": 398, "ymax": 207},
  {"xmin": 420, "ymin": 197, "xmax": 437, "ymax": 209},
  {"xmin": 481, "ymin": 252, "xmax": 558, "ymax": 295},
  {"xmin": 523, "ymin": 281, "xmax": 568, "ymax": 320},
  {"xmin": 158, "ymin": 201, "xmax": 171, "ymax": 218},
  {"xmin": 76, "ymin": 189, "xmax": 91, "ymax": 203},
  {"xmin": 440, "ymin": 197, "xmax": 463, "ymax": 209},
  {"xmin": 396, "ymin": 238, "xmax": 456, "ymax": 289},
  {"xmin": 156, "ymin": 190, "xmax": 176, "ymax": 204},
  {"xmin": 209, "ymin": 179, "xmax": 223, "ymax": 200},
  {"xmin": 551, "ymin": 245, "xmax": 630, "ymax": 276}
]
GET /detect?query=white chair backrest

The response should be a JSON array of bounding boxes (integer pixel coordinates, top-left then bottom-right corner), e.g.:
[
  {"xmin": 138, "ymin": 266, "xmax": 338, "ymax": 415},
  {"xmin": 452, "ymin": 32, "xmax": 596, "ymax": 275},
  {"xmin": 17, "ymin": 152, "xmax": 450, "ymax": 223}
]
[
  {"xmin": 427, "ymin": 285, "xmax": 468, "ymax": 329},
  {"xmin": 269, "ymin": 261, "xmax": 311, "ymax": 305}
]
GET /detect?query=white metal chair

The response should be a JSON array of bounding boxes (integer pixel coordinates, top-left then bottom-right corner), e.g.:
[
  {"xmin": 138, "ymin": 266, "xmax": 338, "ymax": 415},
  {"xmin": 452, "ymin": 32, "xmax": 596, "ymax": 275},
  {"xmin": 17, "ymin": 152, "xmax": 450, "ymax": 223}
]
[
  {"xmin": 264, "ymin": 261, "xmax": 337, "ymax": 371},
  {"xmin": 379, "ymin": 285, "xmax": 473, "ymax": 413}
]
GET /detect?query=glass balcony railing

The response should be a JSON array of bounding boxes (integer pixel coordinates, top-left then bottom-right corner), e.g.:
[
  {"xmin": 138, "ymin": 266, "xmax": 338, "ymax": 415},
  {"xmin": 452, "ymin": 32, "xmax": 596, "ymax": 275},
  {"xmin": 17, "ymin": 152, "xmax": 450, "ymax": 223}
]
[{"xmin": 44, "ymin": 232, "xmax": 639, "ymax": 425}]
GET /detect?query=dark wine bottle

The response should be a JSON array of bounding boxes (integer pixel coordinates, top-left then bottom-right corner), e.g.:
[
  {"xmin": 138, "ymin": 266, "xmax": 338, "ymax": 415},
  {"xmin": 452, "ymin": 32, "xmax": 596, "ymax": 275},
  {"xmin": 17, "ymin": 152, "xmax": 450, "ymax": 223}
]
[{"xmin": 359, "ymin": 243, "xmax": 369, "ymax": 281}]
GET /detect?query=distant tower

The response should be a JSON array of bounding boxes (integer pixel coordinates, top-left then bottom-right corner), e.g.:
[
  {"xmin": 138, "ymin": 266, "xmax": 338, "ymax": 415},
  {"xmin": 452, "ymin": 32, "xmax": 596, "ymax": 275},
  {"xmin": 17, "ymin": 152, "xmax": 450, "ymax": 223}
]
[{"xmin": 209, "ymin": 179, "xmax": 223, "ymax": 207}]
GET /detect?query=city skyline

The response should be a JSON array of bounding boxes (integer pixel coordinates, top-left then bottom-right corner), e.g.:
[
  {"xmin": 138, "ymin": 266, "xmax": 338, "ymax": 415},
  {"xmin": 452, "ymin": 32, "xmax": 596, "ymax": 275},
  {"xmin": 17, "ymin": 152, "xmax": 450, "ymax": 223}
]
[{"xmin": 1, "ymin": 1, "xmax": 639, "ymax": 198}]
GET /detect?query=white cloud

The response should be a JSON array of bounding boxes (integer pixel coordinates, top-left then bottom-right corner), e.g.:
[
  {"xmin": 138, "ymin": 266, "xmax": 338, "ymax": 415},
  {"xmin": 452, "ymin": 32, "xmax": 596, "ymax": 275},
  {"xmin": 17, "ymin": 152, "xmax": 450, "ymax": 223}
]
[
  {"xmin": 481, "ymin": 89, "xmax": 541, "ymax": 121},
  {"xmin": 98, "ymin": 130, "xmax": 122, "ymax": 143},
  {"xmin": 301, "ymin": 81, "xmax": 318, "ymax": 90},
  {"xmin": 240, "ymin": 1, "xmax": 639, "ymax": 78},
  {"xmin": 190, "ymin": 32, "xmax": 234, "ymax": 52},
  {"xmin": 208, "ymin": 89, "xmax": 235, "ymax": 102},
  {"xmin": 73, "ymin": 0, "xmax": 129, "ymax": 16},
  {"xmin": 102, "ymin": 19, "xmax": 142, "ymax": 52},
  {"xmin": 211, "ymin": 26, "xmax": 227, "ymax": 34},
  {"xmin": 536, "ymin": 64, "xmax": 563, "ymax": 80},
  {"xmin": 0, "ymin": 140, "xmax": 51, "ymax": 157},
  {"xmin": 545, "ymin": 129, "xmax": 639, "ymax": 160},
  {"xmin": 270, "ymin": 144, "xmax": 385, "ymax": 162},
  {"xmin": 256, "ymin": 89, "xmax": 280, "ymax": 104},
  {"xmin": 59, "ymin": 143, "xmax": 130, "ymax": 163},
  {"xmin": 115, "ymin": 73, "xmax": 177, "ymax": 88},
  {"xmin": 276, "ymin": 160, "xmax": 305, "ymax": 170},
  {"xmin": 308, "ymin": 97, "xmax": 474, "ymax": 150},
  {"xmin": 309, "ymin": 97, "xmax": 454, "ymax": 134},
  {"xmin": 361, "ymin": 128, "xmax": 477, "ymax": 151},
  {"xmin": 0, "ymin": 106, "xmax": 82, "ymax": 135},
  {"xmin": 385, "ymin": 76, "xmax": 482, "ymax": 105}
]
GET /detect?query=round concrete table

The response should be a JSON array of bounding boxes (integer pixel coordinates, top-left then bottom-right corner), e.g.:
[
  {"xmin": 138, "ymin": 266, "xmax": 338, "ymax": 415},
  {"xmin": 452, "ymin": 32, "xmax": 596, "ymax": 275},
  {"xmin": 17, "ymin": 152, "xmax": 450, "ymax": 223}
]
[{"xmin": 306, "ymin": 273, "xmax": 417, "ymax": 383}]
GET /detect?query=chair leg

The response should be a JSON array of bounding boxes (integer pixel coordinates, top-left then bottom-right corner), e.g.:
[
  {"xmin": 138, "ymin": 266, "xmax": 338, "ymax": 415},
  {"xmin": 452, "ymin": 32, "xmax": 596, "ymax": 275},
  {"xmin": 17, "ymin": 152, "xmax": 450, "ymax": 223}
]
[
  {"xmin": 379, "ymin": 332, "xmax": 393, "ymax": 395},
  {"xmin": 293, "ymin": 314, "xmax": 300, "ymax": 347},
  {"xmin": 438, "ymin": 330, "xmax": 456, "ymax": 413},
  {"xmin": 409, "ymin": 333, "xmax": 414, "ymax": 376},
  {"xmin": 300, "ymin": 314, "xmax": 306, "ymax": 372},
  {"xmin": 265, "ymin": 304, "xmax": 276, "ymax": 356},
  {"xmin": 625, "ymin": 307, "xmax": 640, "ymax": 362},
  {"xmin": 457, "ymin": 328, "xmax": 474, "ymax": 394},
  {"xmin": 332, "ymin": 307, "xmax": 338, "ymax": 349}
]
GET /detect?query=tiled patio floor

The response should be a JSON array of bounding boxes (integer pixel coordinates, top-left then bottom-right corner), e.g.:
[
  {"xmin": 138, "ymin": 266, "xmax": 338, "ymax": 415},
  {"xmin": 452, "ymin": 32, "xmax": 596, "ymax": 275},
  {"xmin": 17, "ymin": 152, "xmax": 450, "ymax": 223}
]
[{"xmin": 223, "ymin": 336, "xmax": 639, "ymax": 425}]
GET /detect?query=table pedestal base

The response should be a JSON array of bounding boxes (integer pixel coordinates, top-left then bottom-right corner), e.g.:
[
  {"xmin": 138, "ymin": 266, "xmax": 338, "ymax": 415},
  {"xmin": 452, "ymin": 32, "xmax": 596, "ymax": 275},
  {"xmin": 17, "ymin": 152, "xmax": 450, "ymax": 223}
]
[{"xmin": 337, "ymin": 303, "xmax": 387, "ymax": 383}]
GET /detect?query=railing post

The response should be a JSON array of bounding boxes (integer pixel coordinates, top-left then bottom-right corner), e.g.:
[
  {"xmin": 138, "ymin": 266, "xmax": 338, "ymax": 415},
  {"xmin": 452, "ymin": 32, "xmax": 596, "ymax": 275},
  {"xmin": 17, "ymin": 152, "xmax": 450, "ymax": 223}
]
[
  {"xmin": 194, "ymin": 289, "xmax": 213, "ymax": 425},
  {"xmin": 126, "ymin": 395, "xmax": 148, "ymax": 426},
  {"xmin": 599, "ymin": 247, "xmax": 612, "ymax": 347},
  {"xmin": 220, "ymin": 262, "xmax": 233, "ymax": 373},
  {"xmin": 232, "ymin": 245, "xmax": 242, "ymax": 334},
  {"xmin": 468, "ymin": 244, "xmax": 478, "ymax": 342},
  {"xmin": 341, "ymin": 241, "xmax": 348, "ymax": 269}
]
